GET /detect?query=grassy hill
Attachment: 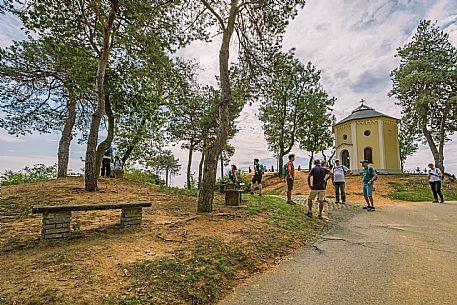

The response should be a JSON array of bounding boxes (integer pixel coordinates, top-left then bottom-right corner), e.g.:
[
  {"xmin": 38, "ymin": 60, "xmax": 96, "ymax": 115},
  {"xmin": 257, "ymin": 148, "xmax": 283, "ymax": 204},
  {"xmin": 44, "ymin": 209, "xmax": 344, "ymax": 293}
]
[{"xmin": 0, "ymin": 177, "xmax": 323, "ymax": 305}]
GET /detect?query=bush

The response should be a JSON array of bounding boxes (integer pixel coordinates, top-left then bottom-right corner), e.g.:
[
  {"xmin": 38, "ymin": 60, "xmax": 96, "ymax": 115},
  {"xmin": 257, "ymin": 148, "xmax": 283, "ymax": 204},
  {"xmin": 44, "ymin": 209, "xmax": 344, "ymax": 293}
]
[
  {"xmin": 0, "ymin": 164, "xmax": 57, "ymax": 186},
  {"xmin": 123, "ymin": 169, "xmax": 165, "ymax": 185}
]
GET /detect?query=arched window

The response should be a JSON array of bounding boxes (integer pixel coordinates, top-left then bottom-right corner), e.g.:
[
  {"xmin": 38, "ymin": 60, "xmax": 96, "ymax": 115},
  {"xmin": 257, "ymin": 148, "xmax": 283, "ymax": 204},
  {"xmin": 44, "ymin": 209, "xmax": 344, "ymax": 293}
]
[
  {"xmin": 341, "ymin": 150, "xmax": 350, "ymax": 167},
  {"xmin": 364, "ymin": 147, "xmax": 373, "ymax": 163}
]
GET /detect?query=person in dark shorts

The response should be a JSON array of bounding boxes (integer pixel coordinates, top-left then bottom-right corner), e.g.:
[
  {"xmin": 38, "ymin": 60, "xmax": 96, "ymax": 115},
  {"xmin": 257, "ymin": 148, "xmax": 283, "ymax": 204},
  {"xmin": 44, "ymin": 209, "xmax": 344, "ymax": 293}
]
[
  {"xmin": 361, "ymin": 160, "xmax": 377, "ymax": 211},
  {"xmin": 251, "ymin": 159, "xmax": 265, "ymax": 195},
  {"xmin": 286, "ymin": 154, "xmax": 296, "ymax": 205},
  {"xmin": 307, "ymin": 159, "xmax": 332, "ymax": 218},
  {"xmin": 427, "ymin": 163, "xmax": 444, "ymax": 203}
]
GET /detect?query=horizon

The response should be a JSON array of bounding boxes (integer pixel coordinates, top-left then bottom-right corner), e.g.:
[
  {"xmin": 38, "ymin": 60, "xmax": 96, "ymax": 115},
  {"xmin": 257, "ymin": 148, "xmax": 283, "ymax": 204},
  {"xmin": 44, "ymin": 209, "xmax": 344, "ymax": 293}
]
[{"xmin": 1, "ymin": 0, "xmax": 457, "ymax": 186}]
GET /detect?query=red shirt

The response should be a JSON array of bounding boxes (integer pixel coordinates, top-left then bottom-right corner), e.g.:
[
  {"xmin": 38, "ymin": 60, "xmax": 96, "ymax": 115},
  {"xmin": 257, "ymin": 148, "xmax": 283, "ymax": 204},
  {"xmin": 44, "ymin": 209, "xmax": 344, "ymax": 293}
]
[{"xmin": 286, "ymin": 161, "xmax": 295, "ymax": 179}]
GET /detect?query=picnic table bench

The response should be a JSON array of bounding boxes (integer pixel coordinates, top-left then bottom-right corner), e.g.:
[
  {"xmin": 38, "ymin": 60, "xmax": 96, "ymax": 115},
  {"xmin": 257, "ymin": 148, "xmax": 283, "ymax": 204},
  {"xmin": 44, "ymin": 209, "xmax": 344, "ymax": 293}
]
[{"xmin": 32, "ymin": 202, "xmax": 151, "ymax": 240}]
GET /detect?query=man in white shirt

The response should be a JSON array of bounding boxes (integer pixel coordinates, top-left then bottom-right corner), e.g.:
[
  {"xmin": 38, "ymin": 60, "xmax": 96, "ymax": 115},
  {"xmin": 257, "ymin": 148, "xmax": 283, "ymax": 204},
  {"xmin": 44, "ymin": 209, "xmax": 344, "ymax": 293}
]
[
  {"xmin": 427, "ymin": 163, "xmax": 444, "ymax": 203},
  {"xmin": 331, "ymin": 159, "xmax": 351, "ymax": 204}
]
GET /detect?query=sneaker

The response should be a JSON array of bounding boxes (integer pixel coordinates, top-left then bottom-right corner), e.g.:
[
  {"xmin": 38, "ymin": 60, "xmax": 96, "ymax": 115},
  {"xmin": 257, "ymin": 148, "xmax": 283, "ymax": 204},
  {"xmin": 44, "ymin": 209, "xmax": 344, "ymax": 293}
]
[
  {"xmin": 432, "ymin": 200, "xmax": 439, "ymax": 203},
  {"xmin": 250, "ymin": 191, "xmax": 254, "ymax": 195},
  {"xmin": 363, "ymin": 205, "xmax": 369, "ymax": 209},
  {"xmin": 286, "ymin": 201, "xmax": 296, "ymax": 205},
  {"xmin": 367, "ymin": 206, "xmax": 376, "ymax": 212},
  {"xmin": 306, "ymin": 211, "xmax": 313, "ymax": 217},
  {"xmin": 335, "ymin": 201, "xmax": 340, "ymax": 204},
  {"xmin": 341, "ymin": 201, "xmax": 347, "ymax": 205},
  {"xmin": 440, "ymin": 200, "xmax": 445, "ymax": 204}
]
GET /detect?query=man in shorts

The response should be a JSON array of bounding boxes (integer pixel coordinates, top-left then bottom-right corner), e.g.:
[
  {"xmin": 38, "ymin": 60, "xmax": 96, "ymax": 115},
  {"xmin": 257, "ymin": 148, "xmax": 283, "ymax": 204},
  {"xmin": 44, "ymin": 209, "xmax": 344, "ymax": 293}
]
[
  {"xmin": 251, "ymin": 159, "xmax": 265, "ymax": 195},
  {"xmin": 361, "ymin": 160, "xmax": 377, "ymax": 211},
  {"xmin": 286, "ymin": 154, "xmax": 296, "ymax": 205},
  {"xmin": 307, "ymin": 159, "xmax": 332, "ymax": 218}
]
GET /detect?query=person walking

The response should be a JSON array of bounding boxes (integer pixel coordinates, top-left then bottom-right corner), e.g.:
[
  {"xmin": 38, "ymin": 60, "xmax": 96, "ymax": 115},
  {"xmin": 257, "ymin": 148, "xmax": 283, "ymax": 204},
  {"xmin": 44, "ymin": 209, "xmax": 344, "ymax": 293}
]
[
  {"xmin": 101, "ymin": 145, "xmax": 114, "ymax": 178},
  {"xmin": 251, "ymin": 159, "xmax": 265, "ymax": 196},
  {"xmin": 228, "ymin": 165, "xmax": 238, "ymax": 184},
  {"xmin": 307, "ymin": 159, "xmax": 332, "ymax": 218},
  {"xmin": 332, "ymin": 159, "xmax": 351, "ymax": 204},
  {"xmin": 427, "ymin": 163, "xmax": 444, "ymax": 203},
  {"xmin": 285, "ymin": 154, "xmax": 296, "ymax": 205},
  {"xmin": 361, "ymin": 160, "xmax": 377, "ymax": 211}
]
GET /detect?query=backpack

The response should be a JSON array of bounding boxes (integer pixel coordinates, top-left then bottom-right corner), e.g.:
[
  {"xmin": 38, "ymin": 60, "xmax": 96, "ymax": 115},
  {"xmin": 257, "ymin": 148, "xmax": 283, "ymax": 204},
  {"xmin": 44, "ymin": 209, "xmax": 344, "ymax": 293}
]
[{"xmin": 282, "ymin": 164, "xmax": 288, "ymax": 175}]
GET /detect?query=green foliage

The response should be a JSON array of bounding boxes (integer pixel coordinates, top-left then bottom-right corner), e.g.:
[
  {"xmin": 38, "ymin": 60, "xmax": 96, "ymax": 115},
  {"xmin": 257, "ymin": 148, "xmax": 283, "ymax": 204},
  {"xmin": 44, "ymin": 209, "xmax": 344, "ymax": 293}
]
[
  {"xmin": 390, "ymin": 20, "xmax": 457, "ymax": 171},
  {"xmin": 0, "ymin": 164, "xmax": 57, "ymax": 186},
  {"xmin": 398, "ymin": 122, "xmax": 418, "ymax": 170},
  {"xmin": 123, "ymin": 169, "xmax": 164, "ymax": 185},
  {"xmin": 388, "ymin": 180, "xmax": 457, "ymax": 202},
  {"xmin": 259, "ymin": 50, "xmax": 336, "ymax": 171}
]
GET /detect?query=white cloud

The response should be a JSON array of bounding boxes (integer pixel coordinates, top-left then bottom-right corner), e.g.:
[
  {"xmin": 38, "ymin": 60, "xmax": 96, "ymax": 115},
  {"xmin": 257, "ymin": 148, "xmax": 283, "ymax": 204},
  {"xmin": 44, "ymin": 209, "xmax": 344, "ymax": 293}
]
[{"xmin": 1, "ymin": 1, "xmax": 457, "ymax": 185}]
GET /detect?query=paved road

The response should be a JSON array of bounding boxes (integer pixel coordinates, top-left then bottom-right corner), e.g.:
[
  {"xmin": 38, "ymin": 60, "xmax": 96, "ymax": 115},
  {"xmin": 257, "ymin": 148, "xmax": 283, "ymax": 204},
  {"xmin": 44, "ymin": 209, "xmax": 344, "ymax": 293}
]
[{"xmin": 220, "ymin": 201, "xmax": 457, "ymax": 305}]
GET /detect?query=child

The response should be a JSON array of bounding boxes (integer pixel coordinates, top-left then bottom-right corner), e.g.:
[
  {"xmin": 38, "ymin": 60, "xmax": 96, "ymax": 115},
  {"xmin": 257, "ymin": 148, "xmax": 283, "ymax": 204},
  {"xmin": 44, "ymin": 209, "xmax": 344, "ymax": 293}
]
[{"xmin": 113, "ymin": 155, "xmax": 124, "ymax": 179}]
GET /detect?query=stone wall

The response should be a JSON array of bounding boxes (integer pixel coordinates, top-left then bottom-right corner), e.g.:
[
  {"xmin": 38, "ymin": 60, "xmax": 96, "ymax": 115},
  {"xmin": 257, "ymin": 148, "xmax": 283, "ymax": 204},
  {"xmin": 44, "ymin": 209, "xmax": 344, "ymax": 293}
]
[
  {"xmin": 120, "ymin": 208, "xmax": 142, "ymax": 226},
  {"xmin": 42, "ymin": 211, "xmax": 71, "ymax": 239}
]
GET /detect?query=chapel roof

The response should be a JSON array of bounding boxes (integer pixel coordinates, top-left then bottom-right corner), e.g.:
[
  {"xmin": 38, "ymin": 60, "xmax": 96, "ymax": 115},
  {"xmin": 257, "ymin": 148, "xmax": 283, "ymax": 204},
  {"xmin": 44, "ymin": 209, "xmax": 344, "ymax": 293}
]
[{"xmin": 334, "ymin": 103, "xmax": 399, "ymax": 126}]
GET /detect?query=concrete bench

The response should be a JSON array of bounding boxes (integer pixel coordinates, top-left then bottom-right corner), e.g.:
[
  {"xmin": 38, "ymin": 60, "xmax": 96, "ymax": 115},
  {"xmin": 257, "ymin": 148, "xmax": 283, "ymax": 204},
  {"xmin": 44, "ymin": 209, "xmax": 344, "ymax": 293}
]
[
  {"xmin": 32, "ymin": 202, "xmax": 151, "ymax": 240},
  {"xmin": 225, "ymin": 189, "xmax": 243, "ymax": 206}
]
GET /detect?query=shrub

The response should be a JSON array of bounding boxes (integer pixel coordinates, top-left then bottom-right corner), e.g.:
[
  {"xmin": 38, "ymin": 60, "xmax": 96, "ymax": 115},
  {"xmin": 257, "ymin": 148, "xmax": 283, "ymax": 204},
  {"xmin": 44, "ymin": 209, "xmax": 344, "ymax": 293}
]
[
  {"xmin": 123, "ymin": 169, "xmax": 165, "ymax": 185},
  {"xmin": 0, "ymin": 164, "xmax": 57, "ymax": 186}
]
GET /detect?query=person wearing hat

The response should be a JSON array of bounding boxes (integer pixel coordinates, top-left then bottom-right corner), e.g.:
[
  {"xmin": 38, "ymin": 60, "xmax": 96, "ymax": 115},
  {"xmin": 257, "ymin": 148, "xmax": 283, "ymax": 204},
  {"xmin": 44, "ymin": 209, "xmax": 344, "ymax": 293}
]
[
  {"xmin": 331, "ymin": 159, "xmax": 351, "ymax": 204},
  {"xmin": 361, "ymin": 160, "xmax": 377, "ymax": 211}
]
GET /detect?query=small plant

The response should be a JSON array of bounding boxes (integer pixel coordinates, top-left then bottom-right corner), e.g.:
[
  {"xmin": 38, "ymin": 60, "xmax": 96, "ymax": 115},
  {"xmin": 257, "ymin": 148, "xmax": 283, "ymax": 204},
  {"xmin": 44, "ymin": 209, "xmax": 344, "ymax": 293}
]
[
  {"xmin": 123, "ymin": 169, "xmax": 165, "ymax": 185},
  {"xmin": 0, "ymin": 164, "xmax": 57, "ymax": 186},
  {"xmin": 72, "ymin": 218, "xmax": 81, "ymax": 233}
]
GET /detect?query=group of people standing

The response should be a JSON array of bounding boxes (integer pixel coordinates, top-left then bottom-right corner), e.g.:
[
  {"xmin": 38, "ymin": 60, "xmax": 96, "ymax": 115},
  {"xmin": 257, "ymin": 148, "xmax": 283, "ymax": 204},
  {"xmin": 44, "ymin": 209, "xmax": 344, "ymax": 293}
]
[
  {"xmin": 100, "ymin": 145, "xmax": 124, "ymax": 178},
  {"xmin": 247, "ymin": 154, "xmax": 378, "ymax": 218},
  {"xmin": 228, "ymin": 153, "xmax": 448, "ymax": 213}
]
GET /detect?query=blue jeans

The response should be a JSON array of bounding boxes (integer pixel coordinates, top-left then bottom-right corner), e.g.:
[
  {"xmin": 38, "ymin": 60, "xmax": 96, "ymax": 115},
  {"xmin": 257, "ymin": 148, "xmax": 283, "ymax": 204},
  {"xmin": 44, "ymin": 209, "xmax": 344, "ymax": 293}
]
[{"xmin": 363, "ymin": 183, "xmax": 373, "ymax": 197}]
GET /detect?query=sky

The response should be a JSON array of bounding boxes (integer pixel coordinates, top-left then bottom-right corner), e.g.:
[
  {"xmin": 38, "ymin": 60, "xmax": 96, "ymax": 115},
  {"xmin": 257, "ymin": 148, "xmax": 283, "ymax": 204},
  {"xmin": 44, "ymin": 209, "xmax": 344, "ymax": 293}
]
[{"xmin": 1, "ymin": 0, "xmax": 457, "ymax": 186}]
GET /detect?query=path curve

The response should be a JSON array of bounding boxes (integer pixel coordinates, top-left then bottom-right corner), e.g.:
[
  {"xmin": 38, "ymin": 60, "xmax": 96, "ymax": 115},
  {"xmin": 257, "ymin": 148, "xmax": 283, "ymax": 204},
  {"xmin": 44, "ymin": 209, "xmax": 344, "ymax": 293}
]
[{"xmin": 220, "ymin": 201, "xmax": 457, "ymax": 305}]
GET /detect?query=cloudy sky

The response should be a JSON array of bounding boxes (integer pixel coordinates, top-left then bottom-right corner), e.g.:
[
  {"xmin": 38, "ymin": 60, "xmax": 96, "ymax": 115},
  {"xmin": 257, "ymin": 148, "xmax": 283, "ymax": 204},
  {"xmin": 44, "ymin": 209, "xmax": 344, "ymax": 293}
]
[{"xmin": 1, "ymin": 0, "xmax": 457, "ymax": 186}]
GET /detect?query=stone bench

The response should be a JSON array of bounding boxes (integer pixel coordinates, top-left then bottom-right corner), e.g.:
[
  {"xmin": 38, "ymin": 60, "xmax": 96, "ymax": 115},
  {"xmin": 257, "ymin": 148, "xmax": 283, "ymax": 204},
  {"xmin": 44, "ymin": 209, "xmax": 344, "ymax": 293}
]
[
  {"xmin": 225, "ymin": 189, "xmax": 244, "ymax": 206},
  {"xmin": 32, "ymin": 202, "xmax": 151, "ymax": 240}
]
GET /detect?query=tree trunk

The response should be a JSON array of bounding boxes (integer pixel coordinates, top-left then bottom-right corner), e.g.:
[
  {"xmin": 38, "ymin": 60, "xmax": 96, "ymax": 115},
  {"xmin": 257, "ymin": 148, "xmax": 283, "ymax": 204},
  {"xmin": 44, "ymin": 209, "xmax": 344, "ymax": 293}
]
[
  {"xmin": 95, "ymin": 92, "xmax": 115, "ymax": 178},
  {"xmin": 278, "ymin": 149, "xmax": 285, "ymax": 179},
  {"xmin": 308, "ymin": 151, "xmax": 315, "ymax": 170},
  {"xmin": 197, "ymin": 0, "xmax": 238, "ymax": 212},
  {"xmin": 198, "ymin": 150, "xmax": 218, "ymax": 212},
  {"xmin": 198, "ymin": 151, "xmax": 205, "ymax": 189},
  {"xmin": 220, "ymin": 155, "xmax": 224, "ymax": 178},
  {"xmin": 57, "ymin": 95, "xmax": 77, "ymax": 178},
  {"xmin": 422, "ymin": 125, "xmax": 442, "ymax": 172},
  {"xmin": 187, "ymin": 143, "xmax": 194, "ymax": 190},
  {"xmin": 84, "ymin": 0, "xmax": 118, "ymax": 191},
  {"xmin": 165, "ymin": 168, "xmax": 169, "ymax": 187}
]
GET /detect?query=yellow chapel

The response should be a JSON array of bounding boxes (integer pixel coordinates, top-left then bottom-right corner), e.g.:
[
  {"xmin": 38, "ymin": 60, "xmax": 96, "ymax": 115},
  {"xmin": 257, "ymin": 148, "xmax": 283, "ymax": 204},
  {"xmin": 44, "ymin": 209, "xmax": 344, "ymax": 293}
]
[{"xmin": 332, "ymin": 103, "xmax": 402, "ymax": 174}]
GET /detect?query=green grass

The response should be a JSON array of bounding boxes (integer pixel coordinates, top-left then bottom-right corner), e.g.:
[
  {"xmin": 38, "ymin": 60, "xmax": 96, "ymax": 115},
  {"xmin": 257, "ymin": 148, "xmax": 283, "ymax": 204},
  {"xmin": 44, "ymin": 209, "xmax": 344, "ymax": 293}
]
[
  {"xmin": 160, "ymin": 185, "xmax": 199, "ymax": 197},
  {"xmin": 387, "ymin": 179, "xmax": 457, "ymax": 202},
  {"xmin": 119, "ymin": 195, "xmax": 323, "ymax": 305}
]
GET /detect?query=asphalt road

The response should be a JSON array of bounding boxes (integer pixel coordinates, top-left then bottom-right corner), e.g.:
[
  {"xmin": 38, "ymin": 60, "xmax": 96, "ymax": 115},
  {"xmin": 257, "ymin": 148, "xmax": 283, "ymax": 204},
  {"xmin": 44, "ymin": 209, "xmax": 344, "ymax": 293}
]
[{"xmin": 220, "ymin": 201, "xmax": 457, "ymax": 305}]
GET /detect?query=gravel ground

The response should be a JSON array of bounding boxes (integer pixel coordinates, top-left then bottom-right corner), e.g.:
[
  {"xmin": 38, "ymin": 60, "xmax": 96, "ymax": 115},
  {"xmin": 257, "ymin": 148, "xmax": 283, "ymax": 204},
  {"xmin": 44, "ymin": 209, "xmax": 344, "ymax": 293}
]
[{"xmin": 220, "ymin": 200, "xmax": 457, "ymax": 305}]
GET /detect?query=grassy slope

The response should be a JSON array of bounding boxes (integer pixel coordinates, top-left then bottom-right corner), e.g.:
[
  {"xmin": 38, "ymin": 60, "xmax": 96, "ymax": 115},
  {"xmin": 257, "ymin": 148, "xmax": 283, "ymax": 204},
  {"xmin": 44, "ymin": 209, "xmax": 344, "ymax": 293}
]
[{"xmin": 0, "ymin": 179, "xmax": 323, "ymax": 305}]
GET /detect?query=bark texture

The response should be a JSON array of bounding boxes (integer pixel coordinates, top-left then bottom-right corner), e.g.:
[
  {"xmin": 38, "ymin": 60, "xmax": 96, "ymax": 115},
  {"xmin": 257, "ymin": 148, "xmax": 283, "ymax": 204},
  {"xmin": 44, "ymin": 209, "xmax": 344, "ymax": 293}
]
[
  {"xmin": 84, "ymin": 0, "xmax": 118, "ymax": 191},
  {"xmin": 57, "ymin": 96, "xmax": 77, "ymax": 178},
  {"xmin": 197, "ymin": 0, "xmax": 238, "ymax": 212}
]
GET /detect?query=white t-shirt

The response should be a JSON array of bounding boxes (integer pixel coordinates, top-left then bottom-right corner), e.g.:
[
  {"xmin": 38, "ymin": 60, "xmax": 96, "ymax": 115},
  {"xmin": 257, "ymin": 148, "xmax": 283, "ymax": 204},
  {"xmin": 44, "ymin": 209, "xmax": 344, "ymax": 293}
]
[
  {"xmin": 332, "ymin": 165, "xmax": 349, "ymax": 183},
  {"xmin": 428, "ymin": 168, "xmax": 442, "ymax": 182}
]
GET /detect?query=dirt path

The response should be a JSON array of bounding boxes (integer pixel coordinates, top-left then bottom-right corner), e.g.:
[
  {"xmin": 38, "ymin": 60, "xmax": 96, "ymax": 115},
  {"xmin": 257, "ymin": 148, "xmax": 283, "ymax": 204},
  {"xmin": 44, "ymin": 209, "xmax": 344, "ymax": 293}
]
[{"xmin": 220, "ymin": 201, "xmax": 457, "ymax": 305}]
